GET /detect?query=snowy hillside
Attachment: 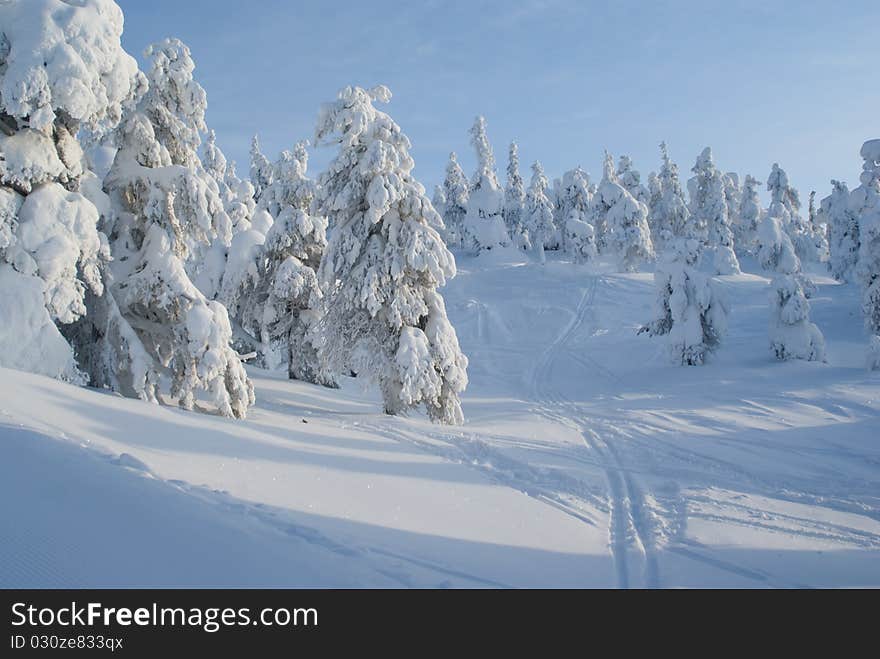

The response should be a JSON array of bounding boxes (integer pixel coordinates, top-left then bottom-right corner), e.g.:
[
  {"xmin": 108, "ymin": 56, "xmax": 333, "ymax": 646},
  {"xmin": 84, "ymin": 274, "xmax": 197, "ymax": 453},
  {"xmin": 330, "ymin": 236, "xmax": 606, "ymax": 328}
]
[{"xmin": 3, "ymin": 251, "xmax": 879, "ymax": 588}]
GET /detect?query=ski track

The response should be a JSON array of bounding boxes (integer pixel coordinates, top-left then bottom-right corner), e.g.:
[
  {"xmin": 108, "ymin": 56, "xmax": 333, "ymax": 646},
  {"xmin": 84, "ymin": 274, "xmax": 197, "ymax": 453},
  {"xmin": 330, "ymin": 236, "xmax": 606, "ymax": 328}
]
[
  {"xmin": 526, "ymin": 274, "xmax": 661, "ymax": 588},
  {"xmin": 376, "ymin": 271, "xmax": 880, "ymax": 588}
]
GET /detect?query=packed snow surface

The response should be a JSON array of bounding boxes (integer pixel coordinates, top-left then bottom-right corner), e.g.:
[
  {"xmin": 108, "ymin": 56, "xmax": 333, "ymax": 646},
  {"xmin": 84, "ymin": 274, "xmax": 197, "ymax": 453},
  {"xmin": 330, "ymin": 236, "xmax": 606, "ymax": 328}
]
[{"xmin": 2, "ymin": 252, "xmax": 879, "ymax": 588}]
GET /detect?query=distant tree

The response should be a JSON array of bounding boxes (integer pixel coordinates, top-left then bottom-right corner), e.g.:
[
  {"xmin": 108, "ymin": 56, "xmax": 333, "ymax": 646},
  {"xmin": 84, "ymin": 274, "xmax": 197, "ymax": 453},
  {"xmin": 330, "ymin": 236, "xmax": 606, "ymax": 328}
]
[
  {"xmin": 689, "ymin": 147, "xmax": 740, "ymax": 274},
  {"xmin": 736, "ymin": 174, "xmax": 762, "ymax": 254},
  {"xmin": 768, "ymin": 274, "xmax": 826, "ymax": 362},
  {"xmin": 526, "ymin": 161, "xmax": 555, "ymax": 264},
  {"xmin": 641, "ymin": 239, "xmax": 728, "ymax": 365},
  {"xmin": 441, "ymin": 152, "xmax": 468, "ymax": 249},
  {"xmin": 594, "ymin": 152, "xmax": 653, "ymax": 272},
  {"xmin": 767, "ymin": 163, "xmax": 826, "ymax": 264},
  {"xmin": 250, "ymin": 134, "xmax": 274, "ymax": 203},
  {"xmin": 462, "ymin": 116, "xmax": 508, "ymax": 252},
  {"xmin": 558, "ymin": 167, "xmax": 596, "ymax": 262},
  {"xmin": 503, "ymin": 142, "xmax": 528, "ymax": 248},
  {"xmin": 823, "ymin": 180, "xmax": 859, "ymax": 282},
  {"xmin": 722, "ymin": 172, "xmax": 743, "ymax": 251},
  {"xmin": 617, "ymin": 155, "xmax": 650, "ymax": 206},
  {"xmin": 651, "ymin": 142, "xmax": 691, "ymax": 248}
]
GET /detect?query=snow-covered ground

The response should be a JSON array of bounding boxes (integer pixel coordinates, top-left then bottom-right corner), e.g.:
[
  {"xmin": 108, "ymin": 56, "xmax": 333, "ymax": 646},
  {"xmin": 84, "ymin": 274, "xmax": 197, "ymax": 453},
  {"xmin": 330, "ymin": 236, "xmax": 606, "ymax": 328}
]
[{"xmin": 2, "ymin": 250, "xmax": 879, "ymax": 588}]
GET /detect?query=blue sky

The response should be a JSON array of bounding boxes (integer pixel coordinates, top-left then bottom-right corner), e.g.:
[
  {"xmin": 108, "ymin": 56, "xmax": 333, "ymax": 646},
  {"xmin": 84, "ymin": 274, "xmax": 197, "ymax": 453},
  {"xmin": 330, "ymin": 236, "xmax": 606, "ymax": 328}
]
[{"xmin": 117, "ymin": 0, "xmax": 879, "ymax": 202}]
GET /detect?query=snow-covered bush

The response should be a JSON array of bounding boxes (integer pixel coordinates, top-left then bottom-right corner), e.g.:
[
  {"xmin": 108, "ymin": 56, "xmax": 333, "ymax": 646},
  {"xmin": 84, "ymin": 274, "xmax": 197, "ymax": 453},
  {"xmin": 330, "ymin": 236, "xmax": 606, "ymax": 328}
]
[
  {"xmin": 503, "ymin": 142, "xmax": 528, "ymax": 248},
  {"xmin": 462, "ymin": 116, "xmax": 508, "ymax": 252},
  {"xmin": 641, "ymin": 239, "xmax": 728, "ymax": 365},
  {"xmin": 689, "ymin": 147, "xmax": 740, "ymax": 274},
  {"xmin": 441, "ymin": 152, "xmax": 468, "ymax": 249},
  {"xmin": 823, "ymin": 180, "xmax": 859, "ymax": 282},
  {"xmin": 102, "ymin": 38, "xmax": 253, "ymax": 417},
  {"xmin": 525, "ymin": 161, "xmax": 555, "ymax": 264},
  {"xmin": 768, "ymin": 274, "xmax": 826, "ymax": 362},
  {"xmin": 0, "ymin": 0, "xmax": 141, "ymax": 382},
  {"xmin": 593, "ymin": 153, "xmax": 653, "ymax": 272},
  {"xmin": 855, "ymin": 139, "xmax": 880, "ymax": 369},
  {"xmin": 313, "ymin": 85, "xmax": 468, "ymax": 423}
]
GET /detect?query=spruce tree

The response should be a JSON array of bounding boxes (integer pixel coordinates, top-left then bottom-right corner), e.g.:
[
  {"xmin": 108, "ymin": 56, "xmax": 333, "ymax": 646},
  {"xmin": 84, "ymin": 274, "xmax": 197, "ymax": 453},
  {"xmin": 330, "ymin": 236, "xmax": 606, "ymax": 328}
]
[
  {"xmin": 313, "ymin": 85, "xmax": 468, "ymax": 423},
  {"xmin": 103, "ymin": 38, "xmax": 253, "ymax": 417}
]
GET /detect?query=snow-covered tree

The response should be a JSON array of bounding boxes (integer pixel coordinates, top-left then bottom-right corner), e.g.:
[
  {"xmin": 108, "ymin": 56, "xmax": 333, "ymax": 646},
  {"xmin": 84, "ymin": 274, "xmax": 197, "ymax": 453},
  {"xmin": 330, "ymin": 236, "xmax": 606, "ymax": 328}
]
[
  {"xmin": 0, "ymin": 0, "xmax": 143, "ymax": 383},
  {"xmin": 768, "ymin": 274, "xmax": 826, "ymax": 362},
  {"xmin": 736, "ymin": 174, "xmax": 762, "ymax": 254},
  {"xmin": 761, "ymin": 178, "xmax": 825, "ymax": 363},
  {"xmin": 722, "ymin": 172, "xmax": 743, "ymax": 247},
  {"xmin": 193, "ymin": 129, "xmax": 260, "ymax": 299},
  {"xmin": 650, "ymin": 142, "xmax": 691, "ymax": 249},
  {"xmin": 823, "ymin": 180, "xmax": 859, "ymax": 282},
  {"xmin": 256, "ymin": 141, "xmax": 310, "ymax": 219},
  {"xmin": 689, "ymin": 147, "xmax": 740, "ymax": 274},
  {"xmin": 617, "ymin": 155, "xmax": 649, "ymax": 205},
  {"xmin": 249, "ymin": 134, "xmax": 274, "ymax": 203},
  {"xmin": 549, "ymin": 176, "xmax": 565, "ymax": 250},
  {"xmin": 855, "ymin": 139, "xmax": 880, "ymax": 369},
  {"xmin": 227, "ymin": 138, "xmax": 332, "ymax": 385},
  {"xmin": 588, "ymin": 153, "xmax": 616, "ymax": 251},
  {"xmin": 241, "ymin": 210, "xmax": 330, "ymax": 385},
  {"xmin": 640, "ymin": 239, "xmax": 728, "ymax": 365},
  {"xmin": 558, "ymin": 167, "xmax": 595, "ymax": 262},
  {"xmin": 462, "ymin": 116, "xmax": 508, "ymax": 252},
  {"xmin": 767, "ymin": 163, "xmax": 826, "ymax": 264},
  {"xmin": 756, "ymin": 215, "xmax": 800, "ymax": 275},
  {"xmin": 647, "ymin": 171, "xmax": 663, "ymax": 238},
  {"xmin": 593, "ymin": 152, "xmax": 653, "ymax": 272},
  {"xmin": 102, "ymin": 38, "xmax": 253, "ymax": 417},
  {"xmin": 432, "ymin": 184, "xmax": 447, "ymax": 226},
  {"xmin": 203, "ymin": 130, "xmax": 256, "ymax": 232},
  {"xmin": 525, "ymin": 161, "xmax": 555, "ymax": 264},
  {"xmin": 313, "ymin": 85, "xmax": 468, "ymax": 423},
  {"xmin": 441, "ymin": 152, "xmax": 468, "ymax": 249},
  {"xmin": 808, "ymin": 190, "xmax": 818, "ymax": 238},
  {"xmin": 503, "ymin": 141, "xmax": 528, "ymax": 248}
]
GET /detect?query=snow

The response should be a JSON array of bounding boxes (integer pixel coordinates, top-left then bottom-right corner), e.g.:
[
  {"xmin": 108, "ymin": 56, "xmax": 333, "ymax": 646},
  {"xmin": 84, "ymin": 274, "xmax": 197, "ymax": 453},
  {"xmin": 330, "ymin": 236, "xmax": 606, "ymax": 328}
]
[
  {"xmin": 13, "ymin": 182, "xmax": 106, "ymax": 323},
  {"xmin": 0, "ymin": 0, "xmax": 140, "ymax": 135},
  {"xmin": 860, "ymin": 139, "xmax": 880, "ymax": 164},
  {"xmin": 3, "ymin": 252, "xmax": 879, "ymax": 587},
  {"xmin": 0, "ymin": 265, "xmax": 81, "ymax": 382},
  {"xmin": 0, "ymin": 130, "xmax": 66, "ymax": 193}
]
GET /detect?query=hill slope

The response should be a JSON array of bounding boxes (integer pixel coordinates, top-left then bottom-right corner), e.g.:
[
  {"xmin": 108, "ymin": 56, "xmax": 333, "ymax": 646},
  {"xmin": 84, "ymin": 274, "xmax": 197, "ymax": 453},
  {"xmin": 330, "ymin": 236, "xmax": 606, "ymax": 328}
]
[{"xmin": 2, "ymin": 251, "xmax": 879, "ymax": 587}]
